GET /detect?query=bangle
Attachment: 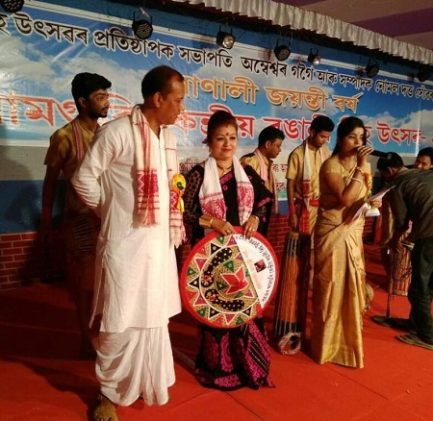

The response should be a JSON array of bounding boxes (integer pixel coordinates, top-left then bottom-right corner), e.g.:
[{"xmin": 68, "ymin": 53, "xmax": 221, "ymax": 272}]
[
  {"xmin": 351, "ymin": 177, "xmax": 362, "ymax": 184},
  {"xmin": 199, "ymin": 215, "xmax": 213, "ymax": 228},
  {"xmin": 356, "ymin": 166, "xmax": 366, "ymax": 175}
]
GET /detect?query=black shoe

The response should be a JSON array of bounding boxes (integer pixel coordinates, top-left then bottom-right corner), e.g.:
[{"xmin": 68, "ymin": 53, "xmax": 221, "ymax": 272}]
[
  {"xmin": 371, "ymin": 316, "xmax": 413, "ymax": 332},
  {"xmin": 396, "ymin": 333, "xmax": 433, "ymax": 351}
]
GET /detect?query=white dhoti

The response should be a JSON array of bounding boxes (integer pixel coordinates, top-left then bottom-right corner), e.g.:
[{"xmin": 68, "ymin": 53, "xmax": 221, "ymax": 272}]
[
  {"xmin": 97, "ymin": 326, "xmax": 175, "ymax": 406},
  {"xmin": 73, "ymin": 116, "xmax": 183, "ymax": 407}
]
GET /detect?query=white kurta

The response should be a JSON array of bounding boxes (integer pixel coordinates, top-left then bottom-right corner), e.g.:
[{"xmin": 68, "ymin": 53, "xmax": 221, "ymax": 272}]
[{"xmin": 72, "ymin": 115, "xmax": 181, "ymax": 333}]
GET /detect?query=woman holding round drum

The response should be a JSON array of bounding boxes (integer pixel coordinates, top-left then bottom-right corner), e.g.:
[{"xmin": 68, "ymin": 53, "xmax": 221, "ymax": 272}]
[{"xmin": 183, "ymin": 110, "xmax": 274, "ymax": 390}]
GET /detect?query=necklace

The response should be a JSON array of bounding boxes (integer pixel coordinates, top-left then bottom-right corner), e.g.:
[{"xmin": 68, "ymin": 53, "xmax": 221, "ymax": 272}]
[
  {"xmin": 216, "ymin": 163, "xmax": 233, "ymax": 174},
  {"xmin": 338, "ymin": 156, "xmax": 356, "ymax": 171}
]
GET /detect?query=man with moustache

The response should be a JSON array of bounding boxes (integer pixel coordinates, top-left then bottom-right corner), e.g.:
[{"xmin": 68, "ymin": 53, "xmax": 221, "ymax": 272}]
[{"xmin": 73, "ymin": 66, "xmax": 186, "ymax": 421}]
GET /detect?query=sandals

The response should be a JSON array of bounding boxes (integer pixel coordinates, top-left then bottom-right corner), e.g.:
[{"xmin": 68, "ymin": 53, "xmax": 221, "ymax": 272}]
[
  {"xmin": 396, "ymin": 333, "xmax": 433, "ymax": 351},
  {"xmin": 93, "ymin": 393, "xmax": 119, "ymax": 421}
]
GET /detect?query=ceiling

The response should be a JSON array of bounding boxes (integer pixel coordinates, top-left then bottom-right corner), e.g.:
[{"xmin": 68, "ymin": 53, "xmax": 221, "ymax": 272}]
[
  {"xmin": 109, "ymin": 0, "xmax": 433, "ymax": 68},
  {"xmin": 276, "ymin": 0, "xmax": 433, "ymax": 52}
]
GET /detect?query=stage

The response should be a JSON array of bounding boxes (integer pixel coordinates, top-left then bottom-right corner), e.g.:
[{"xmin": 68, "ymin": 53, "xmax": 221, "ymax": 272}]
[{"xmin": 0, "ymin": 244, "xmax": 432, "ymax": 421}]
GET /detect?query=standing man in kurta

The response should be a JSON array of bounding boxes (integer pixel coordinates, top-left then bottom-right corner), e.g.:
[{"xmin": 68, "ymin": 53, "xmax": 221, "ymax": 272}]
[
  {"xmin": 72, "ymin": 66, "xmax": 185, "ymax": 421},
  {"xmin": 286, "ymin": 115, "xmax": 335, "ymax": 235},
  {"xmin": 240, "ymin": 125, "xmax": 285, "ymax": 234},
  {"xmin": 41, "ymin": 72, "xmax": 111, "ymax": 358}
]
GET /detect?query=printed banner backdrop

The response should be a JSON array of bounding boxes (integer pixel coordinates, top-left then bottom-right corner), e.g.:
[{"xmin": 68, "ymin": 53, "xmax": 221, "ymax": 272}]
[{"xmin": 1, "ymin": 0, "xmax": 433, "ymax": 232}]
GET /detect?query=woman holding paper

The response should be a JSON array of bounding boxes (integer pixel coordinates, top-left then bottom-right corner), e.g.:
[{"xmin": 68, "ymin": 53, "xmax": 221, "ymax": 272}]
[{"xmin": 310, "ymin": 116, "xmax": 377, "ymax": 368}]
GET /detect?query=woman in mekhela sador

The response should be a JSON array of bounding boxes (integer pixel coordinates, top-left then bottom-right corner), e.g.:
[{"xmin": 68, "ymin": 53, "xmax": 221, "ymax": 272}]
[{"xmin": 183, "ymin": 110, "xmax": 274, "ymax": 389}]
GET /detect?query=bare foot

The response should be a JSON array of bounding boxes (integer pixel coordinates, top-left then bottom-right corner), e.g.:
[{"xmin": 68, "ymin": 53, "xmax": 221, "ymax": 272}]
[{"xmin": 93, "ymin": 393, "xmax": 118, "ymax": 421}]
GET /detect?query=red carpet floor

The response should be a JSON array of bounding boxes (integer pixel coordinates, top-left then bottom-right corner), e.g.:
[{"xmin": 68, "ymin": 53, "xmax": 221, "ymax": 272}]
[{"xmin": 1, "ymin": 244, "xmax": 432, "ymax": 421}]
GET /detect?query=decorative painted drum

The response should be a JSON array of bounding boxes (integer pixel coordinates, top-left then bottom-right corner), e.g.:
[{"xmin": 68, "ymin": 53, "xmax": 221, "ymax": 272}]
[{"xmin": 180, "ymin": 227, "xmax": 279, "ymax": 328}]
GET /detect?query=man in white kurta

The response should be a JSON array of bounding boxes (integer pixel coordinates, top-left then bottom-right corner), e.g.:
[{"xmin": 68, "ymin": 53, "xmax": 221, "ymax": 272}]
[{"xmin": 72, "ymin": 66, "xmax": 185, "ymax": 420}]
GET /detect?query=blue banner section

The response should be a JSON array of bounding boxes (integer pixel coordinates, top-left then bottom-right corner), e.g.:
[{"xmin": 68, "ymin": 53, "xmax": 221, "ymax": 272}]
[
  {"xmin": 0, "ymin": 180, "xmax": 64, "ymax": 233},
  {"xmin": 1, "ymin": 4, "xmax": 432, "ymax": 151},
  {"xmin": 0, "ymin": 1, "xmax": 432, "ymax": 233}
]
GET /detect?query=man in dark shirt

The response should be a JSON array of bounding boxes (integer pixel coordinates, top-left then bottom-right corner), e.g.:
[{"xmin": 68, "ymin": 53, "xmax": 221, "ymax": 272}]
[{"xmin": 377, "ymin": 153, "xmax": 433, "ymax": 351}]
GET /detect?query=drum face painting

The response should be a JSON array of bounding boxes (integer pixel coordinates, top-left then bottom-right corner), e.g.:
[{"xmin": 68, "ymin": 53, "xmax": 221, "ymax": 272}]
[{"xmin": 180, "ymin": 227, "xmax": 279, "ymax": 328}]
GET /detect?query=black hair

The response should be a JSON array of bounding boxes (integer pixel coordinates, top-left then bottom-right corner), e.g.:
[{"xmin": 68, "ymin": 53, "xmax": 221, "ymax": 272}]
[
  {"xmin": 332, "ymin": 116, "xmax": 366, "ymax": 155},
  {"xmin": 141, "ymin": 65, "xmax": 184, "ymax": 99},
  {"xmin": 258, "ymin": 125, "xmax": 285, "ymax": 147},
  {"xmin": 71, "ymin": 73, "xmax": 111, "ymax": 112},
  {"xmin": 206, "ymin": 110, "xmax": 237, "ymax": 145},
  {"xmin": 310, "ymin": 115, "xmax": 335, "ymax": 133},
  {"xmin": 417, "ymin": 146, "xmax": 433, "ymax": 162},
  {"xmin": 377, "ymin": 152, "xmax": 404, "ymax": 171}
]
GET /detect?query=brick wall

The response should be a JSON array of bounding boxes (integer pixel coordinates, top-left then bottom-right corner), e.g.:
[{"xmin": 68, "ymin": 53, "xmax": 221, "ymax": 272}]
[
  {"xmin": 0, "ymin": 231, "xmax": 65, "ymax": 290},
  {"xmin": 0, "ymin": 214, "xmax": 376, "ymax": 290}
]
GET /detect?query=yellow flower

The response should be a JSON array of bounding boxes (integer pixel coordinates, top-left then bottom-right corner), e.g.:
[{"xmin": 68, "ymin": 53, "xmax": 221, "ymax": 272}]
[{"xmin": 172, "ymin": 174, "xmax": 186, "ymax": 212}]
